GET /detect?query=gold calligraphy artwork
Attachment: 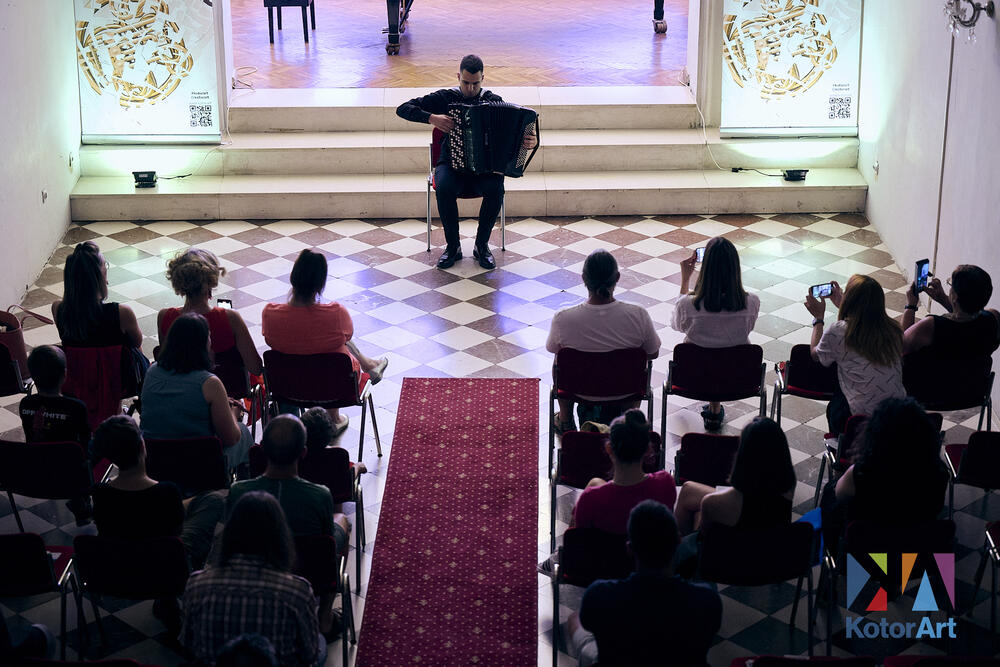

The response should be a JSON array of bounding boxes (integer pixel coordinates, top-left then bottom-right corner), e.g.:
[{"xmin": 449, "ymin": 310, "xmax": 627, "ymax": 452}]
[
  {"xmin": 722, "ymin": 0, "xmax": 838, "ymax": 100},
  {"xmin": 76, "ymin": 0, "xmax": 194, "ymax": 108}
]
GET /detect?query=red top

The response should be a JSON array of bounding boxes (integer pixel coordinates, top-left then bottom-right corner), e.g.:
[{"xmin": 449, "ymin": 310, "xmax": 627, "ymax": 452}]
[
  {"xmin": 261, "ymin": 302, "xmax": 358, "ymax": 370},
  {"xmin": 573, "ymin": 470, "xmax": 677, "ymax": 534},
  {"xmin": 159, "ymin": 307, "xmax": 236, "ymax": 353}
]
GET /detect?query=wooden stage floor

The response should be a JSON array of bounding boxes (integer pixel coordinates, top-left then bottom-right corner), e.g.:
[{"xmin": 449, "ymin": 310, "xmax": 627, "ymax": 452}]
[{"xmin": 230, "ymin": 0, "xmax": 688, "ymax": 88}]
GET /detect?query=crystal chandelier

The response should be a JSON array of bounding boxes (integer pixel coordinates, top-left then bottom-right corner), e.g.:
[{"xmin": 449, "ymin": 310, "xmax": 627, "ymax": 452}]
[{"xmin": 943, "ymin": 0, "xmax": 995, "ymax": 42}]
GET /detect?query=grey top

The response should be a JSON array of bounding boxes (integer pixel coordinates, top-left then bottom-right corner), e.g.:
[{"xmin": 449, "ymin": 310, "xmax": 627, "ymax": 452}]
[{"xmin": 140, "ymin": 362, "xmax": 215, "ymax": 440}]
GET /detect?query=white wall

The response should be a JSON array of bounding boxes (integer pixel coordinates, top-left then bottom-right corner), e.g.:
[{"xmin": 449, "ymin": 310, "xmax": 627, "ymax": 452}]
[{"xmin": 0, "ymin": 1, "xmax": 81, "ymax": 305}]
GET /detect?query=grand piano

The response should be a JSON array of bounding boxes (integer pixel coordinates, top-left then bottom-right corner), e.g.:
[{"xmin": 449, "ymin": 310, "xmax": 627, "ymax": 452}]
[{"xmin": 384, "ymin": 0, "xmax": 415, "ymax": 54}]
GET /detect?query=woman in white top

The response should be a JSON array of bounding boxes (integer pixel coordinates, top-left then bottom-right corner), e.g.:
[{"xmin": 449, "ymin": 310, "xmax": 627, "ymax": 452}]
[
  {"xmin": 672, "ymin": 237, "xmax": 760, "ymax": 430},
  {"xmin": 805, "ymin": 274, "xmax": 905, "ymax": 435}
]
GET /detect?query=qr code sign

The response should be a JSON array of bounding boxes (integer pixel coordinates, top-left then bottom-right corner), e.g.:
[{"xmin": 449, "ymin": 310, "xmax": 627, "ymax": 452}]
[
  {"xmin": 828, "ymin": 96, "xmax": 851, "ymax": 120},
  {"xmin": 190, "ymin": 104, "xmax": 213, "ymax": 127}
]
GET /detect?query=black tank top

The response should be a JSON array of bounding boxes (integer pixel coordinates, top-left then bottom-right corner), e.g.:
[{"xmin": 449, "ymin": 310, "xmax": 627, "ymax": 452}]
[
  {"xmin": 929, "ymin": 312, "xmax": 999, "ymax": 358},
  {"xmin": 56, "ymin": 302, "xmax": 125, "ymax": 347},
  {"xmin": 734, "ymin": 493, "xmax": 792, "ymax": 531}
]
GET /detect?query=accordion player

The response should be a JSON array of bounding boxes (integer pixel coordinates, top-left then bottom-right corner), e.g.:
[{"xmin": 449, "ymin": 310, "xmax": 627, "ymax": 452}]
[{"xmin": 446, "ymin": 101, "xmax": 540, "ymax": 178}]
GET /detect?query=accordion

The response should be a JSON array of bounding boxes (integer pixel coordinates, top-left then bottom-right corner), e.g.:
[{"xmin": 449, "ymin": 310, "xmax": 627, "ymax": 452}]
[{"xmin": 447, "ymin": 101, "xmax": 540, "ymax": 178}]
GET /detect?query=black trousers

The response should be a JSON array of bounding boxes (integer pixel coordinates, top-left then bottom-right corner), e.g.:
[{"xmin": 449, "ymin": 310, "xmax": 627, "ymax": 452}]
[{"xmin": 433, "ymin": 164, "xmax": 504, "ymax": 249}]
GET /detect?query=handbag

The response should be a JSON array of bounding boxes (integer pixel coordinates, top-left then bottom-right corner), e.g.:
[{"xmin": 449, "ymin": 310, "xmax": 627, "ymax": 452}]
[{"xmin": 0, "ymin": 305, "xmax": 54, "ymax": 380}]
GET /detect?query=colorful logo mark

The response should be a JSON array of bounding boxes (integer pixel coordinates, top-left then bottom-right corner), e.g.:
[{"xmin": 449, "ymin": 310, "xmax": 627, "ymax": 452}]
[{"xmin": 846, "ymin": 553, "xmax": 954, "ymax": 612}]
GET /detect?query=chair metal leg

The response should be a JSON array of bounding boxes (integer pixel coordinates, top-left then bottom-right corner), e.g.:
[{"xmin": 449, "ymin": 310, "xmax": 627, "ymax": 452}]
[
  {"xmin": 60, "ymin": 580, "xmax": 67, "ymax": 660},
  {"xmin": 660, "ymin": 384, "xmax": 668, "ymax": 452},
  {"xmin": 813, "ymin": 455, "xmax": 827, "ymax": 508},
  {"xmin": 356, "ymin": 485, "xmax": 366, "ymax": 548},
  {"xmin": 552, "ymin": 570, "xmax": 560, "ymax": 667},
  {"xmin": 949, "ymin": 480, "xmax": 955, "ymax": 520},
  {"xmin": 300, "ymin": 6, "xmax": 309, "ymax": 42},
  {"xmin": 8, "ymin": 491, "xmax": 23, "ymax": 532},
  {"xmin": 771, "ymin": 384, "xmax": 781, "ymax": 421},
  {"xmin": 345, "ymin": 572, "xmax": 357, "ymax": 644},
  {"xmin": 277, "ymin": 6, "xmax": 283, "ymax": 29},
  {"xmin": 790, "ymin": 574, "xmax": 803, "ymax": 632},
  {"xmin": 427, "ymin": 181, "xmax": 432, "ymax": 251},
  {"xmin": 368, "ymin": 394, "xmax": 383, "ymax": 457},
  {"xmin": 267, "ymin": 7, "xmax": 275, "ymax": 43},
  {"xmin": 355, "ymin": 538, "xmax": 362, "ymax": 596},
  {"xmin": 358, "ymin": 398, "xmax": 368, "ymax": 463},
  {"xmin": 992, "ymin": 552, "xmax": 997, "ymax": 633},
  {"xmin": 500, "ymin": 198, "xmax": 506, "ymax": 251},
  {"xmin": 549, "ymin": 469, "xmax": 557, "ymax": 554},
  {"xmin": 310, "ymin": 0, "xmax": 316, "ymax": 28},
  {"xmin": 89, "ymin": 592, "xmax": 107, "ymax": 651},
  {"xmin": 806, "ymin": 570, "xmax": 815, "ymax": 657}
]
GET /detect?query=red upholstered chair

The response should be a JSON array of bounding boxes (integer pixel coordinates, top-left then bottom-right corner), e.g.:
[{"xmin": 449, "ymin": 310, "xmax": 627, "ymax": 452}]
[
  {"xmin": 883, "ymin": 658, "xmax": 1000, "ymax": 667},
  {"xmin": 903, "ymin": 350, "xmax": 994, "ymax": 431},
  {"xmin": 0, "ymin": 533, "xmax": 83, "ymax": 660},
  {"xmin": 943, "ymin": 431, "xmax": 1000, "ymax": 519},
  {"xmin": 971, "ymin": 522, "xmax": 1000, "ymax": 634},
  {"xmin": 19, "ymin": 660, "xmax": 149, "ymax": 667},
  {"xmin": 771, "ymin": 343, "xmax": 839, "ymax": 423},
  {"xmin": 264, "ymin": 0, "xmax": 315, "ymax": 43},
  {"xmin": 812, "ymin": 413, "xmax": 868, "ymax": 508},
  {"xmin": 73, "ymin": 535, "xmax": 189, "ymax": 653},
  {"xmin": 62, "ymin": 345, "xmax": 131, "ymax": 432},
  {"xmin": 426, "ymin": 127, "xmax": 506, "ymax": 252},
  {"xmin": 292, "ymin": 535, "xmax": 356, "ymax": 665},
  {"xmin": 661, "ymin": 343, "xmax": 766, "ymax": 438},
  {"xmin": 672, "ymin": 432, "xmax": 739, "ymax": 487},
  {"xmin": 263, "ymin": 351, "xmax": 383, "ymax": 464},
  {"xmin": 732, "ymin": 658, "xmax": 876, "ymax": 666},
  {"xmin": 144, "ymin": 436, "xmax": 229, "ymax": 493},
  {"xmin": 0, "ymin": 440, "xmax": 96, "ymax": 532},
  {"xmin": 213, "ymin": 346, "xmax": 263, "ymax": 441},
  {"xmin": 0, "ymin": 340, "xmax": 32, "ymax": 397}
]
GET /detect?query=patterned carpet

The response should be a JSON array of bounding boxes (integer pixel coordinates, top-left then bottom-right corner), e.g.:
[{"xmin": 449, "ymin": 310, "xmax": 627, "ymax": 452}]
[{"xmin": 2, "ymin": 213, "xmax": 998, "ymax": 665}]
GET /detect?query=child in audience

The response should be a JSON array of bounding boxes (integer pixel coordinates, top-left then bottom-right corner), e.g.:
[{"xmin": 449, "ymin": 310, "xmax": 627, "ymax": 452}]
[
  {"xmin": 673, "ymin": 237, "xmax": 759, "ymax": 430},
  {"xmin": 19, "ymin": 345, "xmax": 90, "ymax": 448},
  {"xmin": 806, "ymin": 274, "xmax": 905, "ymax": 435}
]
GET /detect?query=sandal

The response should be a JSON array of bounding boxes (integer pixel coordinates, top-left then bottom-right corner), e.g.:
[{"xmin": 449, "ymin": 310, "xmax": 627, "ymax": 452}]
[
  {"xmin": 321, "ymin": 609, "xmax": 344, "ymax": 642},
  {"xmin": 552, "ymin": 413, "xmax": 576, "ymax": 437},
  {"xmin": 368, "ymin": 357, "xmax": 389, "ymax": 385},
  {"xmin": 332, "ymin": 415, "xmax": 349, "ymax": 439}
]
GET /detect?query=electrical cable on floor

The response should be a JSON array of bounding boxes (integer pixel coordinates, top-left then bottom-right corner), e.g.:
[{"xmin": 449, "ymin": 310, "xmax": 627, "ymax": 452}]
[{"xmin": 692, "ymin": 94, "xmax": 726, "ymax": 171}]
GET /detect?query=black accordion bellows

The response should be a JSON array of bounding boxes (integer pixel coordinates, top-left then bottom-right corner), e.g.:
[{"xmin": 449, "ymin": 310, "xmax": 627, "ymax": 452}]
[{"xmin": 447, "ymin": 101, "xmax": 539, "ymax": 177}]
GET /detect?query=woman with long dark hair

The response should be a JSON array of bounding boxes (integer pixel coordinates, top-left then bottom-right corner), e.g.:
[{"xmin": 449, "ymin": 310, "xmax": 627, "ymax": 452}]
[{"xmin": 673, "ymin": 237, "xmax": 760, "ymax": 429}]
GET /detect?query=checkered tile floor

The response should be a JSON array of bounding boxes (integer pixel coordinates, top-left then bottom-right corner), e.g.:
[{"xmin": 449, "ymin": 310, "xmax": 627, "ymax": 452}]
[{"xmin": 2, "ymin": 214, "xmax": 998, "ymax": 665}]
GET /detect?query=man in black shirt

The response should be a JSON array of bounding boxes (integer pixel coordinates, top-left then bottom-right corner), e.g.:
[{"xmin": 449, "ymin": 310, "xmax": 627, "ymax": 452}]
[{"xmin": 396, "ymin": 54, "xmax": 536, "ymax": 270}]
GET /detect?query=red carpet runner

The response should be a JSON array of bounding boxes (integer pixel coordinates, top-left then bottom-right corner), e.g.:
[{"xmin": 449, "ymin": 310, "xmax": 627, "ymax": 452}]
[{"xmin": 356, "ymin": 377, "xmax": 539, "ymax": 666}]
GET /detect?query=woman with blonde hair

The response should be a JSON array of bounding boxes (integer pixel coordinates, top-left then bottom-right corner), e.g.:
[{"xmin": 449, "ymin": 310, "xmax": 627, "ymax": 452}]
[
  {"xmin": 158, "ymin": 248, "xmax": 262, "ymax": 376},
  {"xmin": 805, "ymin": 274, "xmax": 905, "ymax": 435}
]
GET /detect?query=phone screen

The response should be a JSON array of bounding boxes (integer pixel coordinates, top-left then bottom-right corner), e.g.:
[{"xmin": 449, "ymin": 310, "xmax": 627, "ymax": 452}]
[
  {"xmin": 695, "ymin": 247, "xmax": 705, "ymax": 263},
  {"xmin": 811, "ymin": 283, "xmax": 833, "ymax": 299},
  {"xmin": 915, "ymin": 259, "xmax": 930, "ymax": 290},
  {"xmin": 217, "ymin": 298, "xmax": 233, "ymax": 310}
]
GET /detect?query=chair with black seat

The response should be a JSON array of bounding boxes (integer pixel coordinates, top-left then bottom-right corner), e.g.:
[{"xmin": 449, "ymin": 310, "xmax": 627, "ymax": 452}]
[
  {"xmin": 698, "ymin": 522, "xmax": 820, "ymax": 655},
  {"xmin": 943, "ymin": 431, "xmax": 1000, "ymax": 519},
  {"xmin": 292, "ymin": 535, "xmax": 356, "ymax": 665},
  {"xmin": 771, "ymin": 343, "xmax": 839, "ymax": 423},
  {"xmin": 0, "ymin": 533, "xmax": 84, "ymax": 660},
  {"xmin": 213, "ymin": 346, "xmax": 263, "ymax": 441},
  {"xmin": 144, "ymin": 436, "xmax": 229, "ymax": 493},
  {"xmin": 426, "ymin": 127, "xmax": 505, "ymax": 252},
  {"xmin": 73, "ymin": 535, "xmax": 189, "ymax": 653},
  {"xmin": 263, "ymin": 0, "xmax": 315, "ymax": 43},
  {"xmin": 661, "ymin": 343, "xmax": 766, "ymax": 437},
  {"xmin": 672, "ymin": 432, "xmax": 740, "ymax": 487},
  {"xmin": 551, "ymin": 527, "xmax": 631, "ymax": 667},
  {"xmin": 263, "ymin": 351, "xmax": 382, "ymax": 464},
  {"xmin": 903, "ymin": 350, "xmax": 994, "ymax": 431},
  {"xmin": 731, "ymin": 658, "xmax": 876, "ymax": 667},
  {"xmin": 0, "ymin": 440, "xmax": 96, "ymax": 532}
]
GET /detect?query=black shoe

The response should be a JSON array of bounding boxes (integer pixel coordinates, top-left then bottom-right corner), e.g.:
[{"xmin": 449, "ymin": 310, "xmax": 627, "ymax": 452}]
[
  {"xmin": 701, "ymin": 404, "xmax": 725, "ymax": 431},
  {"xmin": 437, "ymin": 246, "xmax": 462, "ymax": 269},
  {"xmin": 473, "ymin": 244, "xmax": 496, "ymax": 270}
]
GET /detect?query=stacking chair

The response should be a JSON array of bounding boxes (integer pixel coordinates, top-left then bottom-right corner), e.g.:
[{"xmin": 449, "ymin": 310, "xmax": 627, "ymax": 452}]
[
  {"xmin": 731, "ymin": 658, "xmax": 875, "ymax": 667},
  {"xmin": 0, "ymin": 340, "xmax": 32, "ymax": 397},
  {"xmin": 551, "ymin": 528, "xmax": 631, "ymax": 667},
  {"xmin": 73, "ymin": 536, "xmax": 189, "ymax": 653},
  {"xmin": 144, "ymin": 436, "xmax": 229, "ymax": 493},
  {"xmin": 263, "ymin": 351, "xmax": 383, "ymax": 463},
  {"xmin": 698, "ymin": 522, "xmax": 819, "ymax": 656},
  {"xmin": 17, "ymin": 660, "xmax": 149, "ymax": 666},
  {"xmin": 903, "ymin": 351, "xmax": 994, "ymax": 431},
  {"xmin": 672, "ymin": 432, "xmax": 740, "ymax": 486},
  {"xmin": 812, "ymin": 414, "xmax": 868, "ymax": 508},
  {"xmin": 427, "ymin": 127, "xmax": 505, "ymax": 252},
  {"xmin": 971, "ymin": 522, "xmax": 1000, "ymax": 633},
  {"xmin": 293, "ymin": 535, "xmax": 357, "ymax": 665},
  {"xmin": 0, "ymin": 440, "xmax": 96, "ymax": 532},
  {"xmin": 943, "ymin": 431, "xmax": 1000, "ymax": 518},
  {"xmin": 62, "ymin": 345, "xmax": 136, "ymax": 431},
  {"xmin": 771, "ymin": 344, "xmax": 838, "ymax": 423},
  {"xmin": 548, "ymin": 347, "xmax": 653, "ymax": 476},
  {"xmin": 661, "ymin": 343, "xmax": 766, "ymax": 438},
  {"xmin": 883, "ymin": 657, "xmax": 1000, "ymax": 666},
  {"xmin": 213, "ymin": 347, "xmax": 263, "ymax": 441},
  {"xmin": 264, "ymin": 0, "xmax": 315, "ymax": 43},
  {"xmin": 0, "ymin": 533, "xmax": 83, "ymax": 660}
]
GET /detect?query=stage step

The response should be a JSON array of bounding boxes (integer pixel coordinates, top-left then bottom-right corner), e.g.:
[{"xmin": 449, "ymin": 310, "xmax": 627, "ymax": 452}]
[{"xmin": 71, "ymin": 169, "xmax": 867, "ymax": 221}]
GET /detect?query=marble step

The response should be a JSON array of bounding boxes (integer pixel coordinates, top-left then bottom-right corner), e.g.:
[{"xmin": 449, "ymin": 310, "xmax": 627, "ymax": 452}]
[
  {"xmin": 71, "ymin": 168, "xmax": 867, "ymax": 221},
  {"xmin": 80, "ymin": 130, "xmax": 859, "ymax": 177},
  {"xmin": 227, "ymin": 86, "xmax": 701, "ymax": 132}
]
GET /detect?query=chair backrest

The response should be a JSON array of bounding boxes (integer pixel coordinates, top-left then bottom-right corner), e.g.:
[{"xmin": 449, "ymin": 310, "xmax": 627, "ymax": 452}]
[
  {"xmin": 845, "ymin": 518, "xmax": 955, "ymax": 555},
  {"xmin": 957, "ymin": 431, "xmax": 1000, "ymax": 487},
  {"xmin": 553, "ymin": 348, "xmax": 650, "ymax": 401},
  {"xmin": 743, "ymin": 658, "xmax": 876, "ymax": 667},
  {"xmin": 558, "ymin": 527, "xmax": 632, "ymax": 588},
  {"xmin": 73, "ymin": 535, "xmax": 189, "ymax": 600},
  {"xmin": 698, "ymin": 522, "xmax": 815, "ymax": 586},
  {"xmin": 263, "ymin": 351, "xmax": 360, "ymax": 408},
  {"xmin": 556, "ymin": 431, "xmax": 612, "ymax": 488},
  {"xmin": 0, "ymin": 440, "xmax": 93, "ymax": 500},
  {"xmin": 293, "ymin": 534, "xmax": 341, "ymax": 595},
  {"xmin": 430, "ymin": 126, "xmax": 446, "ymax": 172},
  {"xmin": 836, "ymin": 414, "xmax": 869, "ymax": 463},
  {"xmin": 903, "ymin": 350, "xmax": 994, "ymax": 411},
  {"xmin": 213, "ymin": 346, "xmax": 252, "ymax": 399},
  {"xmin": 20, "ymin": 660, "xmax": 147, "ymax": 667},
  {"xmin": 884, "ymin": 659, "xmax": 1000, "ymax": 667},
  {"xmin": 669, "ymin": 344, "xmax": 764, "ymax": 402},
  {"xmin": 144, "ymin": 437, "xmax": 229, "ymax": 493},
  {"xmin": 784, "ymin": 343, "xmax": 838, "ymax": 398},
  {"xmin": 62, "ymin": 345, "xmax": 124, "ymax": 431},
  {"xmin": 0, "ymin": 533, "xmax": 56, "ymax": 596},
  {"xmin": 673, "ymin": 433, "xmax": 740, "ymax": 487},
  {"xmin": 248, "ymin": 443, "xmax": 267, "ymax": 478},
  {"xmin": 300, "ymin": 446, "xmax": 354, "ymax": 503},
  {"xmin": 0, "ymin": 342, "xmax": 28, "ymax": 397}
]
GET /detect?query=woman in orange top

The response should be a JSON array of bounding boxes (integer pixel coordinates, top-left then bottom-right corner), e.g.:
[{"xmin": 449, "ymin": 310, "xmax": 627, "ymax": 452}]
[{"xmin": 262, "ymin": 249, "xmax": 387, "ymax": 432}]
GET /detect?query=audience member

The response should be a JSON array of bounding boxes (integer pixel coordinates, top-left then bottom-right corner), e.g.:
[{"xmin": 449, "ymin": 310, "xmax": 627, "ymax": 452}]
[
  {"xmin": 182, "ymin": 491, "xmax": 323, "ymax": 667},
  {"xmin": 902, "ymin": 263, "xmax": 1000, "ymax": 355},
  {"xmin": 0, "ymin": 621, "xmax": 55, "ymax": 662},
  {"xmin": 262, "ymin": 249, "xmax": 387, "ymax": 434},
  {"xmin": 300, "ymin": 406, "xmax": 367, "ymax": 510},
  {"xmin": 227, "ymin": 414, "xmax": 349, "ymax": 636},
  {"xmin": 806, "ymin": 274, "xmax": 905, "ymax": 435},
  {"xmin": 140, "ymin": 313, "xmax": 253, "ymax": 473},
  {"xmin": 19, "ymin": 345, "xmax": 90, "ymax": 448},
  {"xmin": 572, "ymin": 410, "xmax": 675, "ymax": 533},
  {"xmin": 546, "ymin": 249, "xmax": 660, "ymax": 432},
  {"xmin": 569, "ymin": 500, "xmax": 722, "ymax": 667},
  {"xmin": 674, "ymin": 417, "xmax": 795, "ymax": 536},
  {"xmin": 216, "ymin": 633, "xmax": 279, "ymax": 667},
  {"xmin": 51, "ymin": 241, "xmax": 149, "ymax": 388},
  {"xmin": 673, "ymin": 237, "xmax": 759, "ymax": 430},
  {"xmin": 158, "ymin": 248, "xmax": 263, "ymax": 375}
]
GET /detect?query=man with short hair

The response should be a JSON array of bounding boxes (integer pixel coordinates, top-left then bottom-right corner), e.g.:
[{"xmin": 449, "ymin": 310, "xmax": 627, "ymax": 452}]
[
  {"xmin": 396, "ymin": 54, "xmax": 536, "ymax": 271},
  {"xmin": 569, "ymin": 500, "xmax": 721, "ymax": 666}
]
